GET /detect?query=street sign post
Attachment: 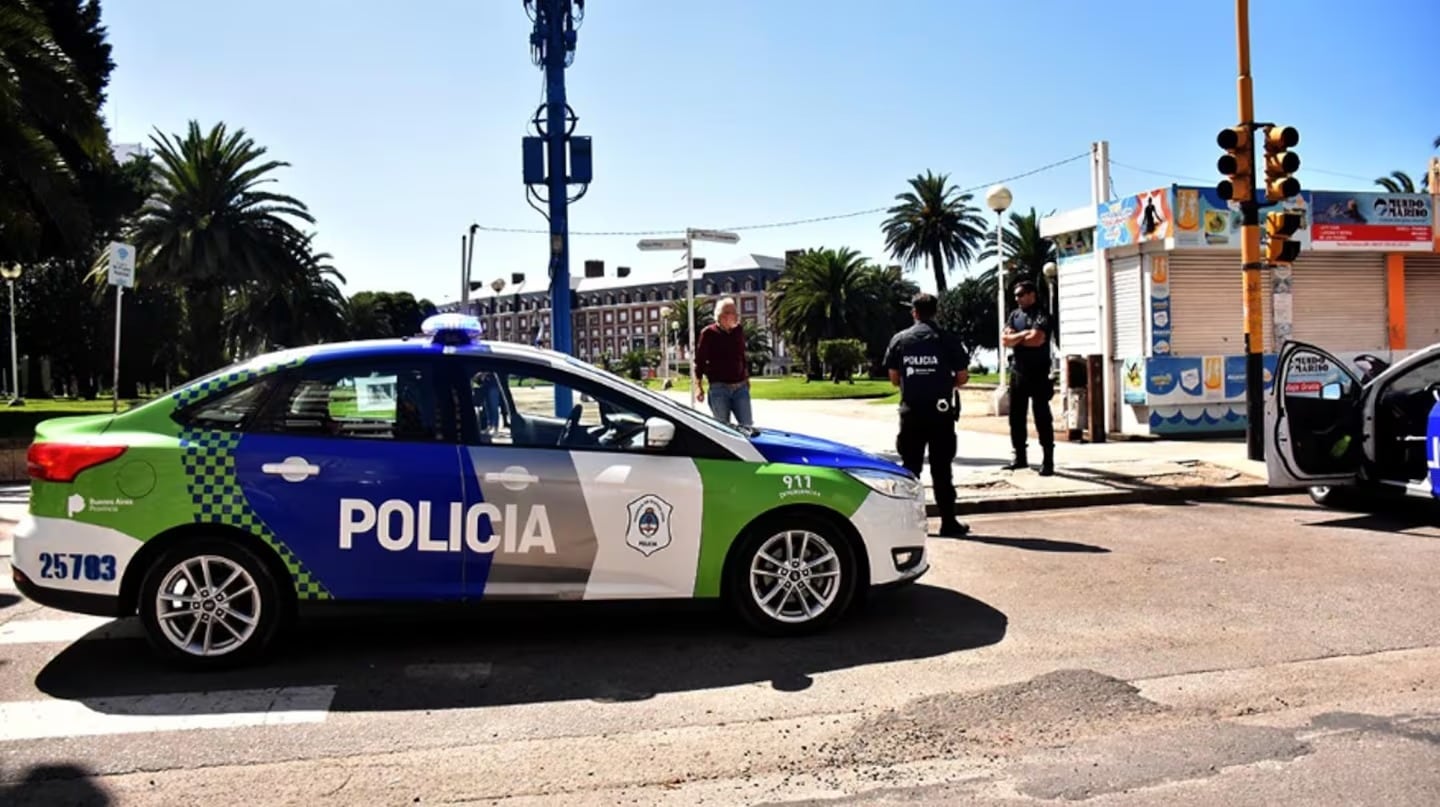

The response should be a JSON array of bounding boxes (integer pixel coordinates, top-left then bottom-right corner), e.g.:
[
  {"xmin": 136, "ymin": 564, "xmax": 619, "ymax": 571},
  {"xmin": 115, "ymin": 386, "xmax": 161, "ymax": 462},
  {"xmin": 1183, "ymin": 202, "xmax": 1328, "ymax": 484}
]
[
  {"xmin": 107, "ymin": 242, "xmax": 135, "ymax": 413},
  {"xmin": 636, "ymin": 228, "xmax": 739, "ymax": 408}
]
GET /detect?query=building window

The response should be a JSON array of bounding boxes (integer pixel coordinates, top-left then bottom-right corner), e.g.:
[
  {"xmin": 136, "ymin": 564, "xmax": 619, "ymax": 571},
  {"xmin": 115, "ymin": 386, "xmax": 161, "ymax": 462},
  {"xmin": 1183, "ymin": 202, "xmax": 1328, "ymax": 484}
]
[
  {"xmin": 744, "ymin": 279, "xmax": 754, "ymax": 292},
  {"xmin": 604, "ymin": 312, "xmax": 613, "ymax": 323},
  {"xmin": 619, "ymin": 310, "xmax": 628, "ymax": 322},
  {"xmin": 724, "ymin": 281, "xmax": 734, "ymax": 293},
  {"xmin": 742, "ymin": 298, "xmax": 756, "ymax": 314}
]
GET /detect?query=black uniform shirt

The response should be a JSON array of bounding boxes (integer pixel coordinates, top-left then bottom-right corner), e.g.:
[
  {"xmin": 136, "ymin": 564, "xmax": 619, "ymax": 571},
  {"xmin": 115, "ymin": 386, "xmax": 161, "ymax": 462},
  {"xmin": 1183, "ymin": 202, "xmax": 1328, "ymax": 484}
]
[
  {"xmin": 1008, "ymin": 306, "xmax": 1052, "ymax": 378},
  {"xmin": 883, "ymin": 320, "xmax": 969, "ymax": 415}
]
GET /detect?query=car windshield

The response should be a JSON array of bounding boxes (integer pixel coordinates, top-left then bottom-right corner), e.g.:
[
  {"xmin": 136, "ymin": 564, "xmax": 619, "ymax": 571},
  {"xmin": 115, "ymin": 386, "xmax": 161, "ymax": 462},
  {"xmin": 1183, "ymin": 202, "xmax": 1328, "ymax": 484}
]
[{"xmin": 555, "ymin": 353, "xmax": 752, "ymax": 438}]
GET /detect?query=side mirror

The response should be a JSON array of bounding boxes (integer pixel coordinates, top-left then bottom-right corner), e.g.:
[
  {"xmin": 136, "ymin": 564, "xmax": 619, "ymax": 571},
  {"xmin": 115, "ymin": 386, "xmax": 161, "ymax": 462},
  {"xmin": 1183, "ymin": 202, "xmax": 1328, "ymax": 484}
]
[
  {"xmin": 1320, "ymin": 382, "xmax": 1343, "ymax": 401},
  {"xmin": 645, "ymin": 417, "xmax": 675, "ymax": 448}
]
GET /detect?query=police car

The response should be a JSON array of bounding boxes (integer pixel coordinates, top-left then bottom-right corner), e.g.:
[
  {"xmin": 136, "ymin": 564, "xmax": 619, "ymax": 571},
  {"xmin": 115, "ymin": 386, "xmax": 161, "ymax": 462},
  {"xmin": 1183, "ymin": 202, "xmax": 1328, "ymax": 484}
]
[
  {"xmin": 1265, "ymin": 339, "xmax": 1440, "ymax": 507},
  {"xmin": 12, "ymin": 314, "xmax": 929, "ymax": 667}
]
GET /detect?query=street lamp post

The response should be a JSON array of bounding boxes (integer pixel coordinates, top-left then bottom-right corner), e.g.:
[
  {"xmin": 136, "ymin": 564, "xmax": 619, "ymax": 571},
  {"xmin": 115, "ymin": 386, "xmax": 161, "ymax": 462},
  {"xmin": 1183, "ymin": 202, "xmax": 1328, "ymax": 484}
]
[
  {"xmin": 0, "ymin": 264, "xmax": 22, "ymax": 405},
  {"xmin": 637, "ymin": 228, "xmax": 740, "ymax": 408},
  {"xmin": 1042, "ymin": 260, "xmax": 1058, "ymax": 319},
  {"xmin": 986, "ymin": 184, "xmax": 1012, "ymax": 416}
]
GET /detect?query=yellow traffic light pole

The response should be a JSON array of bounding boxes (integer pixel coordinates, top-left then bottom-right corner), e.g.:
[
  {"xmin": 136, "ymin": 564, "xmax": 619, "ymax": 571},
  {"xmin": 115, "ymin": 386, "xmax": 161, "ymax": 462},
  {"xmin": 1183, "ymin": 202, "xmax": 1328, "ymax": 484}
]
[{"xmin": 1234, "ymin": 0, "xmax": 1266, "ymax": 461}]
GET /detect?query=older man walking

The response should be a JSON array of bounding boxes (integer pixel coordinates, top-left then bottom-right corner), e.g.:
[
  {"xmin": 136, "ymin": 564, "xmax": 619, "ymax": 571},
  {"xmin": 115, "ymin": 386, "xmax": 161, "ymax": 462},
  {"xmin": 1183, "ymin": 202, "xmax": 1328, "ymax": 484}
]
[{"xmin": 694, "ymin": 297, "xmax": 753, "ymax": 427}]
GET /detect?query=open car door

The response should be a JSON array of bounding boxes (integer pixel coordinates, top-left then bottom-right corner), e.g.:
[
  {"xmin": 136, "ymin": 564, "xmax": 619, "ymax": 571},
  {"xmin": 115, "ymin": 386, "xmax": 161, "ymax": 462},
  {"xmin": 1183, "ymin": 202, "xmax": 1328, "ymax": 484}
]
[{"xmin": 1265, "ymin": 341, "xmax": 1364, "ymax": 488}]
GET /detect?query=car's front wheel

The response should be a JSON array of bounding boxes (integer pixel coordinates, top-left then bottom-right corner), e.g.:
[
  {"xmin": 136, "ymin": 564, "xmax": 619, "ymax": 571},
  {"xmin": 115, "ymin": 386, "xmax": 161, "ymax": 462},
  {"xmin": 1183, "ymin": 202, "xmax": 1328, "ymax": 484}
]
[
  {"xmin": 726, "ymin": 514, "xmax": 858, "ymax": 636},
  {"xmin": 138, "ymin": 538, "xmax": 285, "ymax": 669}
]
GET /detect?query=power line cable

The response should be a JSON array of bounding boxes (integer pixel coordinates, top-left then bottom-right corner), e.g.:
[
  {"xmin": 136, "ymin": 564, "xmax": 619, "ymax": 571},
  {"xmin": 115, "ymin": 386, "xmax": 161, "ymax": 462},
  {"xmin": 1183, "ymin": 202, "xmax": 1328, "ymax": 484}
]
[
  {"xmin": 1112, "ymin": 159, "xmax": 1391, "ymax": 190},
  {"xmin": 472, "ymin": 151, "xmax": 1091, "ymax": 237}
]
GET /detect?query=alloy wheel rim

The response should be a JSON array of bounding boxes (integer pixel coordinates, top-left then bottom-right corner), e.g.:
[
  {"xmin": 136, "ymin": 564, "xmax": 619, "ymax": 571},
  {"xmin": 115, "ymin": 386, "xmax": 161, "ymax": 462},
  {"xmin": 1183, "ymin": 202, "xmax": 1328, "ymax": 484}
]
[
  {"xmin": 749, "ymin": 529, "xmax": 841, "ymax": 624},
  {"xmin": 155, "ymin": 555, "xmax": 261, "ymax": 657}
]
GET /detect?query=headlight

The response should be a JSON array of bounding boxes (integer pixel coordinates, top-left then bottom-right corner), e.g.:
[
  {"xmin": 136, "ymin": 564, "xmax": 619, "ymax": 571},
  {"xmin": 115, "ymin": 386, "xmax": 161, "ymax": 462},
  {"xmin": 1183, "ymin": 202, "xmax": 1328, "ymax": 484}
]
[{"xmin": 846, "ymin": 468, "xmax": 923, "ymax": 500}]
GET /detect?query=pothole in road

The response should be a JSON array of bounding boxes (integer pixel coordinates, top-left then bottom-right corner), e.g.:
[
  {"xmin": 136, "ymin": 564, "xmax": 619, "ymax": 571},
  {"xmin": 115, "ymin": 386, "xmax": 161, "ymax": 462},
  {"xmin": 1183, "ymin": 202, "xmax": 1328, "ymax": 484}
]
[{"xmin": 824, "ymin": 669, "xmax": 1171, "ymax": 767}]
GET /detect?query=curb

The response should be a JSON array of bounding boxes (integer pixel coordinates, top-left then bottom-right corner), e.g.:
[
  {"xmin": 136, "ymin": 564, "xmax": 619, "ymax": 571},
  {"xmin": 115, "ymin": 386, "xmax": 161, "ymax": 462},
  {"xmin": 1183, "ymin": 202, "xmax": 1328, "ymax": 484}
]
[{"xmin": 927, "ymin": 482, "xmax": 1285, "ymax": 517}]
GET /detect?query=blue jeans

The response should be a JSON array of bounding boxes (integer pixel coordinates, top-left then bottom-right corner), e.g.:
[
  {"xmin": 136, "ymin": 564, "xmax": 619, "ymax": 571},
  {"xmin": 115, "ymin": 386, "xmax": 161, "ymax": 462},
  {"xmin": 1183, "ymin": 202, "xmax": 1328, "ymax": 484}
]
[{"xmin": 707, "ymin": 380, "xmax": 753, "ymax": 426}]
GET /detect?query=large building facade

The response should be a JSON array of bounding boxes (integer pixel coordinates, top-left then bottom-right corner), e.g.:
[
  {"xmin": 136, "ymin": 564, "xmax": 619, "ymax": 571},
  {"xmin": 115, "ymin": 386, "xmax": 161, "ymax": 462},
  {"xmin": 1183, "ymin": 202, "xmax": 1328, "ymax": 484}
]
[{"xmin": 439, "ymin": 253, "xmax": 791, "ymax": 372}]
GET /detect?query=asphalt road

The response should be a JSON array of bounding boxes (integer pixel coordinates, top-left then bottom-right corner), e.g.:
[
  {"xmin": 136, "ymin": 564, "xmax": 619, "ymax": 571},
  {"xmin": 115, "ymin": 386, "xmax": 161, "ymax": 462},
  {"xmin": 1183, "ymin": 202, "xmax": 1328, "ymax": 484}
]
[{"xmin": 3, "ymin": 494, "xmax": 1440, "ymax": 805}]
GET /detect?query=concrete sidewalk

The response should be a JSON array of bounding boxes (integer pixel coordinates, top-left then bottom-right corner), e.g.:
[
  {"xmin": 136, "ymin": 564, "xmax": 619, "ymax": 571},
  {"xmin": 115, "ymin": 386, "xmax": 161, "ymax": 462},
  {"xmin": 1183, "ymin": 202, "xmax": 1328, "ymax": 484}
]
[{"xmin": 664, "ymin": 389, "xmax": 1277, "ymax": 515}]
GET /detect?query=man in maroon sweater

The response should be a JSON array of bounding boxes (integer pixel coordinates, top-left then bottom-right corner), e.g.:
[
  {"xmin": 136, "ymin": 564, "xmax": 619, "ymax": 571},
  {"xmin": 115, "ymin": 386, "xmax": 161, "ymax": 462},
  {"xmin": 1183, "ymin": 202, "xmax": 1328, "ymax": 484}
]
[{"xmin": 694, "ymin": 297, "xmax": 753, "ymax": 427}]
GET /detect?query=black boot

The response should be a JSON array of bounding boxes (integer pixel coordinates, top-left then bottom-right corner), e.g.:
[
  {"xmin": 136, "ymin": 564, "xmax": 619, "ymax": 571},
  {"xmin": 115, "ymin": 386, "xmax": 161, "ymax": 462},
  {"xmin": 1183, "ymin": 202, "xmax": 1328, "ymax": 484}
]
[
  {"xmin": 938, "ymin": 517, "xmax": 970, "ymax": 537},
  {"xmin": 1003, "ymin": 450, "xmax": 1028, "ymax": 471},
  {"xmin": 1039, "ymin": 445, "xmax": 1055, "ymax": 476}
]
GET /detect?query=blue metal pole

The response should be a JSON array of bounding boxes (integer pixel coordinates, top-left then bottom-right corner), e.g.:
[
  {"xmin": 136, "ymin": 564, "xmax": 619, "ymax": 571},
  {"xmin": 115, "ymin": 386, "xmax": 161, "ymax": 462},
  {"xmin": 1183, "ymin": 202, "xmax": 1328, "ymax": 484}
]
[{"xmin": 535, "ymin": 0, "xmax": 575, "ymax": 416}]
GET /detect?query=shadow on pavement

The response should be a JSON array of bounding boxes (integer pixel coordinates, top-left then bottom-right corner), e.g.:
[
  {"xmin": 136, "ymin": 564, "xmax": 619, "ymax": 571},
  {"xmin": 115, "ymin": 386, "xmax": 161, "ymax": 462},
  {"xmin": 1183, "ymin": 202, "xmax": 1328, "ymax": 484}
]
[
  {"xmin": 36, "ymin": 584, "xmax": 1007, "ymax": 714},
  {"xmin": 1307, "ymin": 509, "xmax": 1440, "ymax": 534},
  {"xmin": 951, "ymin": 534, "xmax": 1110, "ymax": 554},
  {"xmin": 0, "ymin": 763, "xmax": 112, "ymax": 806},
  {"xmin": 0, "ymin": 593, "xmax": 19, "ymax": 609}
]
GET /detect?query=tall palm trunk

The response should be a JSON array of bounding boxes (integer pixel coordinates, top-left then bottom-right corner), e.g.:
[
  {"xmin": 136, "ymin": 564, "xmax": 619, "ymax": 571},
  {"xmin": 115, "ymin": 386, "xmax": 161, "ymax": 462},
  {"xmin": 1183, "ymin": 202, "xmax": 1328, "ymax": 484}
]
[
  {"xmin": 186, "ymin": 287, "xmax": 228, "ymax": 376},
  {"xmin": 929, "ymin": 246, "xmax": 946, "ymax": 294}
]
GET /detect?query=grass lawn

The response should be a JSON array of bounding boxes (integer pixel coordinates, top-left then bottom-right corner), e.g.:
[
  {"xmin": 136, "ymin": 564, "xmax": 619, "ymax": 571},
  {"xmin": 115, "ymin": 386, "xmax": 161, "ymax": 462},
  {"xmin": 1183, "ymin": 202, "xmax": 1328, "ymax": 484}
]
[
  {"xmin": 0, "ymin": 398, "xmax": 148, "ymax": 415},
  {"xmin": 0, "ymin": 397, "xmax": 152, "ymax": 441}
]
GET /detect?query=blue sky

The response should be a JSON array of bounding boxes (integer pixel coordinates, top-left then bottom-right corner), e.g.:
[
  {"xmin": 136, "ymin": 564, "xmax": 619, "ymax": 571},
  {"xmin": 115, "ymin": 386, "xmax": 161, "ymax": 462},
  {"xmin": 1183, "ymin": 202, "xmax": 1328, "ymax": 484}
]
[{"xmin": 99, "ymin": 1, "xmax": 1438, "ymax": 306}]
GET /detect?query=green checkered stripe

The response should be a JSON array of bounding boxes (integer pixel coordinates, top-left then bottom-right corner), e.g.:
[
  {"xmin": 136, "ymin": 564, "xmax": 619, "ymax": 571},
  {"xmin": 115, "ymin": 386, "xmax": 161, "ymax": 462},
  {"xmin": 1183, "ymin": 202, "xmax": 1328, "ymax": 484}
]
[
  {"xmin": 170, "ymin": 356, "xmax": 305, "ymax": 409},
  {"xmin": 178, "ymin": 429, "xmax": 332, "ymax": 601}
]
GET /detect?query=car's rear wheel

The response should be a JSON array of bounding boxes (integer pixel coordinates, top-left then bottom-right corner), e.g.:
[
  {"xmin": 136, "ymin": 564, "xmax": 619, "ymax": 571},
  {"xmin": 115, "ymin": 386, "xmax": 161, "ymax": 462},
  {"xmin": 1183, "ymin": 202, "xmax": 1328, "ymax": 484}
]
[
  {"xmin": 138, "ymin": 538, "xmax": 284, "ymax": 669},
  {"xmin": 726, "ymin": 514, "xmax": 858, "ymax": 636}
]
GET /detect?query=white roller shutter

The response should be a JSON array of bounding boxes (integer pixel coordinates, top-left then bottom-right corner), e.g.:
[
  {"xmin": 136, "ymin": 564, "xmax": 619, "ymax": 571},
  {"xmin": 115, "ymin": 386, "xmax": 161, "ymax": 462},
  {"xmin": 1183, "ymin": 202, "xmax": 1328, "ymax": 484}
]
[
  {"xmin": 1166, "ymin": 252, "xmax": 1273, "ymax": 356},
  {"xmin": 1289, "ymin": 252, "xmax": 1387, "ymax": 351},
  {"xmin": 1405, "ymin": 255, "xmax": 1440, "ymax": 349},
  {"xmin": 1057, "ymin": 255, "xmax": 1100, "ymax": 356},
  {"xmin": 1111, "ymin": 255, "xmax": 1144, "ymax": 357}
]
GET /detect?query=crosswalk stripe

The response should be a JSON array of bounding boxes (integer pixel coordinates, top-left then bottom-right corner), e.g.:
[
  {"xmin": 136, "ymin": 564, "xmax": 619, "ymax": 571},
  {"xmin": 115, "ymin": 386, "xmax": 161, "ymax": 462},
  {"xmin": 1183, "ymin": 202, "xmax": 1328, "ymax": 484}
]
[
  {"xmin": 0, "ymin": 616, "xmax": 143, "ymax": 645},
  {"xmin": 0, "ymin": 685, "xmax": 336, "ymax": 742}
]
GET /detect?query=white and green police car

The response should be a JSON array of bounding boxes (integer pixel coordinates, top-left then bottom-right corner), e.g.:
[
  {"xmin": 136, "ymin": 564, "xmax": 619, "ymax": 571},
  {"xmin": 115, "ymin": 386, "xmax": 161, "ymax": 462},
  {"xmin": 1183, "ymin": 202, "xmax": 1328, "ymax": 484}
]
[{"xmin": 13, "ymin": 315, "xmax": 930, "ymax": 667}]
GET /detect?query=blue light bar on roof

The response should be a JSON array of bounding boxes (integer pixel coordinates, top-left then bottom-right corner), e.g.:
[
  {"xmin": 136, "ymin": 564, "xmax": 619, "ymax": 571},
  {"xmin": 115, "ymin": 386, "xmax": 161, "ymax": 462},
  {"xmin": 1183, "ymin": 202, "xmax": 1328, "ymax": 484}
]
[{"xmin": 421, "ymin": 313, "xmax": 484, "ymax": 345}]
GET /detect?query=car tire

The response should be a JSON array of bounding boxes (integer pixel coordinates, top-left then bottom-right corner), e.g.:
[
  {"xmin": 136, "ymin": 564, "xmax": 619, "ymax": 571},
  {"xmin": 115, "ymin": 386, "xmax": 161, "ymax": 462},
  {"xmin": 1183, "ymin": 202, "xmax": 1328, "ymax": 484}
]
[
  {"xmin": 138, "ymin": 538, "xmax": 285, "ymax": 669},
  {"xmin": 725, "ymin": 513, "xmax": 859, "ymax": 636}
]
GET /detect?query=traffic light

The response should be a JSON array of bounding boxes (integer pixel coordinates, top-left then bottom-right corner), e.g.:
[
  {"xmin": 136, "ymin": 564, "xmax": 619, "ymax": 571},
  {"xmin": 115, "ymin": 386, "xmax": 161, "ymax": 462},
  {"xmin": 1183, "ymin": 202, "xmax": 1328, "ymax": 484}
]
[
  {"xmin": 1264, "ymin": 209, "xmax": 1303, "ymax": 264},
  {"xmin": 1216, "ymin": 126, "xmax": 1253, "ymax": 203},
  {"xmin": 1262, "ymin": 125, "xmax": 1300, "ymax": 201}
]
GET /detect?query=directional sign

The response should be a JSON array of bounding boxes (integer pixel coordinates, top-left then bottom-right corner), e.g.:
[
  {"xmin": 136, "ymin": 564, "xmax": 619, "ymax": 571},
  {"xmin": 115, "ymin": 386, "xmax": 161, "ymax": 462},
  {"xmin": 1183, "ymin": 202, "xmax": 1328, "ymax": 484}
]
[
  {"xmin": 106, "ymin": 242, "xmax": 135, "ymax": 288},
  {"xmin": 636, "ymin": 238, "xmax": 688, "ymax": 251},
  {"xmin": 688, "ymin": 229, "xmax": 740, "ymax": 244}
]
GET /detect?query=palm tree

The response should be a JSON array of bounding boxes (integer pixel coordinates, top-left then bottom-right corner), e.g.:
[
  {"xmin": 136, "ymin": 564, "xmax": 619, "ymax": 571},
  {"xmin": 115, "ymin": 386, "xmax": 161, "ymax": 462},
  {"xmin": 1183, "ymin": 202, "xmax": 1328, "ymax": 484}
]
[
  {"xmin": 131, "ymin": 121, "xmax": 315, "ymax": 375},
  {"xmin": 665, "ymin": 294, "xmax": 713, "ymax": 349},
  {"xmin": 1374, "ymin": 171, "xmax": 1420, "ymax": 194},
  {"xmin": 0, "ymin": 0, "xmax": 109, "ymax": 258},
  {"xmin": 977, "ymin": 207, "xmax": 1058, "ymax": 300},
  {"xmin": 769, "ymin": 247, "xmax": 886, "ymax": 378},
  {"xmin": 225, "ymin": 232, "xmax": 348, "ymax": 356},
  {"xmin": 740, "ymin": 319, "xmax": 773, "ymax": 375},
  {"xmin": 881, "ymin": 171, "xmax": 988, "ymax": 293}
]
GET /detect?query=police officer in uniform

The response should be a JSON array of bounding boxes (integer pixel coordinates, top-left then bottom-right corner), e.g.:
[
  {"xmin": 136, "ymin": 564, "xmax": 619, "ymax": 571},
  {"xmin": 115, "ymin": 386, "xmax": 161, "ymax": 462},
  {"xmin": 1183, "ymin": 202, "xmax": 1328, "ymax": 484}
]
[
  {"xmin": 1002, "ymin": 279, "xmax": 1056, "ymax": 475},
  {"xmin": 883, "ymin": 292, "xmax": 970, "ymax": 537}
]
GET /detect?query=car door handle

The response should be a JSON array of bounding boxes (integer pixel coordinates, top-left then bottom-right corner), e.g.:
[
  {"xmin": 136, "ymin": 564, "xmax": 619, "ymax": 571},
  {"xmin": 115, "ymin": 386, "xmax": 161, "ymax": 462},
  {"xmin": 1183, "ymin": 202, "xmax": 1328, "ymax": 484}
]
[
  {"xmin": 484, "ymin": 469, "xmax": 538, "ymax": 487},
  {"xmin": 262, "ymin": 457, "xmax": 321, "ymax": 481}
]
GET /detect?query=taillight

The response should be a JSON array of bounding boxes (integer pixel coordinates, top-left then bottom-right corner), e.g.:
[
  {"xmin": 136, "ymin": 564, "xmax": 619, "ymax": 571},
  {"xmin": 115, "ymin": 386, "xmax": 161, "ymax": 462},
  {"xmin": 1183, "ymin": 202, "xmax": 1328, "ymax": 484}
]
[{"xmin": 26, "ymin": 443, "xmax": 127, "ymax": 483}]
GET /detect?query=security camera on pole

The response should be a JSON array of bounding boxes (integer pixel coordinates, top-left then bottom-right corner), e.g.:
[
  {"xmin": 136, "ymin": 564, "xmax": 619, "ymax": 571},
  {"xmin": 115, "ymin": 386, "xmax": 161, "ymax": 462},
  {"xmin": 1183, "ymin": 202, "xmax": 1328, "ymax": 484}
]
[
  {"xmin": 637, "ymin": 227, "xmax": 740, "ymax": 408},
  {"xmin": 986, "ymin": 184, "xmax": 1012, "ymax": 416},
  {"xmin": 106, "ymin": 242, "xmax": 136, "ymax": 413}
]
